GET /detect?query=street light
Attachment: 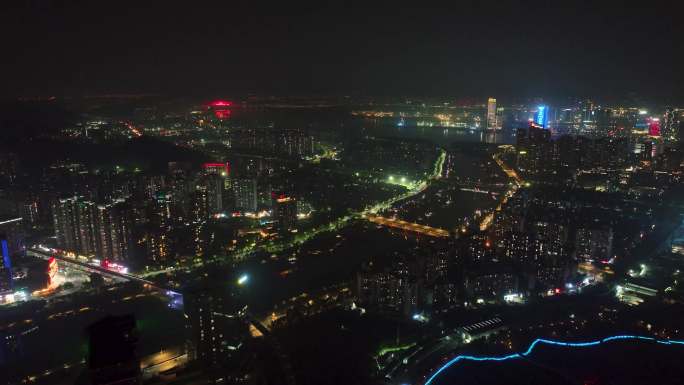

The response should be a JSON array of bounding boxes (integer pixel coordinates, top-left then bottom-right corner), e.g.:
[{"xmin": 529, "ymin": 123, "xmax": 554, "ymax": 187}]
[{"xmin": 237, "ymin": 274, "xmax": 249, "ymax": 286}]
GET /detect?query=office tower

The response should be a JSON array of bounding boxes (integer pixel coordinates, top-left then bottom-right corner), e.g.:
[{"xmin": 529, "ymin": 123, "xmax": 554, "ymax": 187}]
[
  {"xmin": 233, "ymin": 178, "xmax": 258, "ymax": 212},
  {"xmin": 87, "ymin": 315, "xmax": 140, "ymax": 385},
  {"xmin": 486, "ymin": 98, "xmax": 498, "ymax": 130},
  {"xmin": 273, "ymin": 193, "xmax": 297, "ymax": 233}
]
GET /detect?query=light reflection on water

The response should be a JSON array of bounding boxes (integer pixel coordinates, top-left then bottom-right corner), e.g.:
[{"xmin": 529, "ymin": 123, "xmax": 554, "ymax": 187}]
[{"xmin": 357, "ymin": 120, "xmax": 515, "ymax": 145}]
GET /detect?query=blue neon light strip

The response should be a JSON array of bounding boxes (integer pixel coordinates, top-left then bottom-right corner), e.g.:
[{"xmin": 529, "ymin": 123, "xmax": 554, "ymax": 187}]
[
  {"xmin": 1, "ymin": 239, "xmax": 10, "ymax": 269},
  {"xmin": 423, "ymin": 335, "xmax": 684, "ymax": 385}
]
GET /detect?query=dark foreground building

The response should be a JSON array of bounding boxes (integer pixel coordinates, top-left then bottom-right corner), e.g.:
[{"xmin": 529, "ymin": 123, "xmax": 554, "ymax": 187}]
[{"xmin": 87, "ymin": 315, "xmax": 140, "ymax": 385}]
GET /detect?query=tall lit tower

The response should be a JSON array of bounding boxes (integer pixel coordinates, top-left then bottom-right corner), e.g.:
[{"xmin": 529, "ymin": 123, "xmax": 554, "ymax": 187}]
[
  {"xmin": 535, "ymin": 105, "xmax": 549, "ymax": 128},
  {"xmin": 486, "ymin": 98, "xmax": 498, "ymax": 130}
]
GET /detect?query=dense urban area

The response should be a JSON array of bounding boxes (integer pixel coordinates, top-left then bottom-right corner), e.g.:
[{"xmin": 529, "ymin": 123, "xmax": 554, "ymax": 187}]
[{"xmin": 1, "ymin": 95, "xmax": 683, "ymax": 385}]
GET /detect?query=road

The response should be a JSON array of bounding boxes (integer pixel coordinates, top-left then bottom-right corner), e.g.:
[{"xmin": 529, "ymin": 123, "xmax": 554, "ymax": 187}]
[
  {"xmin": 366, "ymin": 215, "xmax": 450, "ymax": 238},
  {"xmin": 27, "ymin": 248, "xmax": 171, "ymax": 292},
  {"xmin": 479, "ymin": 152, "xmax": 523, "ymax": 231}
]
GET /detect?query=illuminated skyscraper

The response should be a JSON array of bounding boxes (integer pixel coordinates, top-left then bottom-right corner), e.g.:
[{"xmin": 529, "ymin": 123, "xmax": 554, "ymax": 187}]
[
  {"xmin": 535, "ymin": 105, "xmax": 549, "ymax": 128},
  {"xmin": 54, "ymin": 198, "xmax": 130, "ymax": 260},
  {"xmin": 94, "ymin": 200, "xmax": 131, "ymax": 262},
  {"xmin": 193, "ymin": 175, "xmax": 224, "ymax": 219},
  {"xmin": 486, "ymin": 98, "xmax": 498, "ymax": 130},
  {"xmin": 233, "ymin": 178, "xmax": 257, "ymax": 212},
  {"xmin": 52, "ymin": 197, "xmax": 97, "ymax": 255},
  {"xmin": 649, "ymin": 118, "xmax": 661, "ymax": 137},
  {"xmin": 662, "ymin": 108, "xmax": 678, "ymax": 140},
  {"xmin": 273, "ymin": 193, "xmax": 297, "ymax": 233}
]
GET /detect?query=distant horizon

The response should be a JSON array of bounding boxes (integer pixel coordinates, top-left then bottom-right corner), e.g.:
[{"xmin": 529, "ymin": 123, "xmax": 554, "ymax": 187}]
[{"xmin": 3, "ymin": 93, "xmax": 683, "ymax": 108}]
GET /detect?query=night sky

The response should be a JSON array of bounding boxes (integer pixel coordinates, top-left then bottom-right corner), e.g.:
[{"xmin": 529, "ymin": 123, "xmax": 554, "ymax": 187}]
[{"xmin": 1, "ymin": 1, "xmax": 682, "ymax": 102}]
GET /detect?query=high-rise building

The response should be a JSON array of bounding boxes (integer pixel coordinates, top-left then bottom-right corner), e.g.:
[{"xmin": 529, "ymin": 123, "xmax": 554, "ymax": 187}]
[
  {"xmin": 152, "ymin": 191, "xmax": 173, "ymax": 227},
  {"xmin": 146, "ymin": 230, "xmax": 171, "ymax": 263},
  {"xmin": 0, "ymin": 237, "xmax": 13, "ymax": 295},
  {"xmin": 193, "ymin": 185, "xmax": 209, "ymax": 222},
  {"xmin": 273, "ymin": 193, "xmax": 297, "ymax": 233},
  {"xmin": 233, "ymin": 178, "xmax": 257, "ymax": 212},
  {"xmin": 535, "ymin": 105, "xmax": 549, "ymax": 128},
  {"xmin": 575, "ymin": 226, "xmax": 613, "ymax": 263},
  {"xmin": 194, "ymin": 175, "xmax": 224, "ymax": 219},
  {"xmin": 486, "ymin": 98, "xmax": 498, "ymax": 130},
  {"xmin": 649, "ymin": 117, "xmax": 662, "ymax": 137},
  {"xmin": 202, "ymin": 162, "xmax": 230, "ymax": 177},
  {"xmin": 205, "ymin": 175, "xmax": 224, "ymax": 215},
  {"xmin": 94, "ymin": 200, "xmax": 131, "ymax": 262},
  {"xmin": 0, "ymin": 217, "xmax": 23, "ymax": 257},
  {"xmin": 183, "ymin": 281, "xmax": 249, "ymax": 370},
  {"xmin": 53, "ymin": 197, "xmax": 130, "ymax": 260},
  {"xmin": 52, "ymin": 197, "xmax": 97, "ymax": 255},
  {"xmin": 662, "ymin": 108, "xmax": 679, "ymax": 141},
  {"xmin": 516, "ymin": 124, "xmax": 552, "ymax": 177},
  {"xmin": 0, "ymin": 152, "xmax": 18, "ymax": 187}
]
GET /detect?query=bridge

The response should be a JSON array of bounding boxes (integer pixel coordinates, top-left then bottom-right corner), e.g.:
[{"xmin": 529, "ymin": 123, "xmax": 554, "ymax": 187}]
[
  {"xmin": 365, "ymin": 215, "xmax": 450, "ymax": 238},
  {"xmin": 26, "ymin": 248, "xmax": 168, "ymax": 291}
]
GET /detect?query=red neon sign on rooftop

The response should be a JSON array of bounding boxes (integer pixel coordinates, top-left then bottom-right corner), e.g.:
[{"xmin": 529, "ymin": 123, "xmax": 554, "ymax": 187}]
[
  {"xmin": 209, "ymin": 100, "xmax": 232, "ymax": 107},
  {"xmin": 203, "ymin": 162, "xmax": 230, "ymax": 174}
]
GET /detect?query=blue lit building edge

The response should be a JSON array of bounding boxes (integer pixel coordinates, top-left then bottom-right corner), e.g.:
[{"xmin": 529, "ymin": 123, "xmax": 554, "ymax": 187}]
[{"xmin": 1, "ymin": 239, "xmax": 10, "ymax": 270}]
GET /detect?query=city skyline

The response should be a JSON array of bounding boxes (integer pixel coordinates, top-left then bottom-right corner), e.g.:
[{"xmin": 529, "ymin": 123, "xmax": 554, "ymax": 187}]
[{"xmin": 1, "ymin": 2, "xmax": 684, "ymax": 385}]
